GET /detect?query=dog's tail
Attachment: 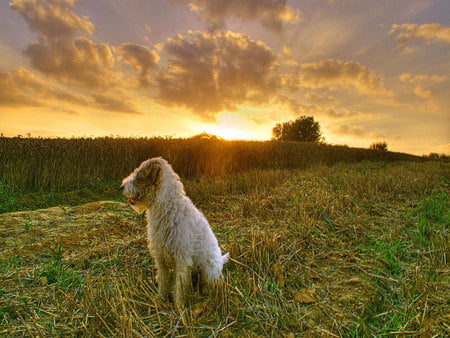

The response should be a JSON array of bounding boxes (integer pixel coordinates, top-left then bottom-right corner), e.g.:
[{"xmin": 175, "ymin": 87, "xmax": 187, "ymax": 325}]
[{"xmin": 222, "ymin": 252, "xmax": 230, "ymax": 264}]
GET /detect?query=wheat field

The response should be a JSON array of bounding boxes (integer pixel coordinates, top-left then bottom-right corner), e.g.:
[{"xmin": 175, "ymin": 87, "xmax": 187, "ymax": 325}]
[
  {"xmin": 0, "ymin": 155, "xmax": 448, "ymax": 336},
  {"xmin": 0, "ymin": 136, "xmax": 423, "ymax": 214},
  {"xmin": 0, "ymin": 136, "xmax": 419, "ymax": 194}
]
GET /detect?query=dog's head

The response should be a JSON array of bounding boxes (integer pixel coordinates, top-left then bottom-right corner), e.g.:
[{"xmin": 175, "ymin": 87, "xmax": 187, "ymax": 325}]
[{"xmin": 121, "ymin": 158, "xmax": 163, "ymax": 213}]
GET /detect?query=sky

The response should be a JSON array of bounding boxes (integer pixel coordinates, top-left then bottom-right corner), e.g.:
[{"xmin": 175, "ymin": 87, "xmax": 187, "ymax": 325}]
[{"xmin": 0, "ymin": 0, "xmax": 449, "ymax": 155}]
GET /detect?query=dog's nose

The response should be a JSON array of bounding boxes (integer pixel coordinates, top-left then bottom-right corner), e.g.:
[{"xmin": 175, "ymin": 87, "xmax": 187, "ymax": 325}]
[{"xmin": 120, "ymin": 184, "xmax": 125, "ymax": 191}]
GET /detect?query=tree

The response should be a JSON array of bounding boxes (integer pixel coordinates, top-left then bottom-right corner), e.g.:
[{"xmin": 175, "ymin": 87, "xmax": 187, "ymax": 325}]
[
  {"xmin": 370, "ymin": 141, "xmax": 388, "ymax": 151},
  {"xmin": 272, "ymin": 116, "xmax": 322, "ymax": 142}
]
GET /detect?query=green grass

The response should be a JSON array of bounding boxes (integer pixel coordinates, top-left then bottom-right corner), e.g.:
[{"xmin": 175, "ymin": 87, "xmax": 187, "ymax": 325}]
[
  {"xmin": 352, "ymin": 186, "xmax": 449, "ymax": 336},
  {"xmin": 368, "ymin": 238, "xmax": 408, "ymax": 277},
  {"xmin": 0, "ymin": 181, "xmax": 123, "ymax": 213},
  {"xmin": 411, "ymin": 189, "xmax": 448, "ymax": 245},
  {"xmin": 0, "ymin": 254, "xmax": 21, "ymax": 273},
  {"xmin": 39, "ymin": 243, "xmax": 84, "ymax": 289},
  {"xmin": 0, "ymin": 181, "xmax": 16, "ymax": 213}
]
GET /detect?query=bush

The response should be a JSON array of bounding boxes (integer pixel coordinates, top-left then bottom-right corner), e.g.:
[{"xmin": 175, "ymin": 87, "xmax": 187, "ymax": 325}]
[{"xmin": 370, "ymin": 141, "xmax": 388, "ymax": 152}]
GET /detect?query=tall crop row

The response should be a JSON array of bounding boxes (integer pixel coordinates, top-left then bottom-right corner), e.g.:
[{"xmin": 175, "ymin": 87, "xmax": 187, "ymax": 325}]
[{"xmin": 0, "ymin": 136, "xmax": 421, "ymax": 194}]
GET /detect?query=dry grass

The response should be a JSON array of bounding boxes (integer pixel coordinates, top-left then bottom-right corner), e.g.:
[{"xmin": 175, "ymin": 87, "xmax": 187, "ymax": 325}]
[
  {"xmin": 0, "ymin": 161, "xmax": 448, "ymax": 336},
  {"xmin": 0, "ymin": 136, "xmax": 421, "ymax": 196}
]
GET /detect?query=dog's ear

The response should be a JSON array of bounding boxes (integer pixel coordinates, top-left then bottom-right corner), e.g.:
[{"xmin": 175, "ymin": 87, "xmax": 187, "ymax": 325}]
[{"xmin": 136, "ymin": 161, "xmax": 161, "ymax": 186}]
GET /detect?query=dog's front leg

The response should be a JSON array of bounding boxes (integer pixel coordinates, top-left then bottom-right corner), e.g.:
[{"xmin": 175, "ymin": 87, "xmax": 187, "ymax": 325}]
[
  {"xmin": 174, "ymin": 263, "xmax": 192, "ymax": 307},
  {"xmin": 155, "ymin": 258, "xmax": 170, "ymax": 299}
]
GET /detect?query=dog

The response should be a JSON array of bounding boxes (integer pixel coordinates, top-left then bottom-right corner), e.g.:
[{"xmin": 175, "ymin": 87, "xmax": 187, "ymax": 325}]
[{"xmin": 121, "ymin": 157, "xmax": 228, "ymax": 306}]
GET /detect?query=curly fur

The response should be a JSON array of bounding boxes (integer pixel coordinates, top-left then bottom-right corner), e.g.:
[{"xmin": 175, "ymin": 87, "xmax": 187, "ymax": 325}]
[{"xmin": 121, "ymin": 157, "xmax": 228, "ymax": 306}]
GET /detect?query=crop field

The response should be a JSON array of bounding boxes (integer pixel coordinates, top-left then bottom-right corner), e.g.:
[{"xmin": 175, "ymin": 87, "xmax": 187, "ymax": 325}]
[
  {"xmin": 0, "ymin": 137, "xmax": 448, "ymax": 336},
  {"xmin": 0, "ymin": 136, "xmax": 421, "ymax": 214}
]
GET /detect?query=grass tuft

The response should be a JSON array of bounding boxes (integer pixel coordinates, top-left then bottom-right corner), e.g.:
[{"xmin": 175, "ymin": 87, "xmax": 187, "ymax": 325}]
[{"xmin": 412, "ymin": 189, "xmax": 448, "ymax": 245}]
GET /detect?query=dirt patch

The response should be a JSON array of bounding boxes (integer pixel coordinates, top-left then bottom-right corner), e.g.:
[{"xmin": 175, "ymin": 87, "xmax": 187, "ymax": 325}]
[{"xmin": 1, "ymin": 201, "xmax": 144, "ymax": 263}]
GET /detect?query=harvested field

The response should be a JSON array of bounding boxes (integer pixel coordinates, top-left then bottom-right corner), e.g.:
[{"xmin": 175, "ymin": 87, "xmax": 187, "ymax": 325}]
[{"xmin": 0, "ymin": 161, "xmax": 448, "ymax": 336}]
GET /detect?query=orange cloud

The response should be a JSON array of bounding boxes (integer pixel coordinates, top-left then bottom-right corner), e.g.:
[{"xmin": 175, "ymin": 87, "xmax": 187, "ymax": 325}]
[
  {"xmin": 390, "ymin": 23, "xmax": 450, "ymax": 50},
  {"xmin": 0, "ymin": 67, "xmax": 89, "ymax": 107},
  {"xmin": 175, "ymin": 0, "xmax": 301, "ymax": 32},
  {"xmin": 92, "ymin": 93, "xmax": 140, "ymax": 115},
  {"xmin": 333, "ymin": 124, "xmax": 382, "ymax": 139},
  {"xmin": 399, "ymin": 72, "xmax": 448, "ymax": 84},
  {"xmin": 117, "ymin": 43, "xmax": 160, "ymax": 87},
  {"xmin": 298, "ymin": 59, "xmax": 393, "ymax": 97},
  {"xmin": 304, "ymin": 93, "xmax": 334, "ymax": 103},
  {"xmin": 24, "ymin": 37, "xmax": 117, "ymax": 89},
  {"xmin": 10, "ymin": 0, "xmax": 95, "ymax": 39},
  {"xmin": 155, "ymin": 31, "xmax": 279, "ymax": 121},
  {"xmin": 398, "ymin": 72, "xmax": 444, "ymax": 112},
  {"xmin": 323, "ymin": 108, "xmax": 362, "ymax": 119},
  {"xmin": 0, "ymin": 68, "xmax": 139, "ymax": 114},
  {"xmin": 11, "ymin": 0, "xmax": 119, "ymax": 89},
  {"xmin": 414, "ymin": 85, "xmax": 433, "ymax": 100},
  {"xmin": 410, "ymin": 85, "xmax": 439, "ymax": 113}
]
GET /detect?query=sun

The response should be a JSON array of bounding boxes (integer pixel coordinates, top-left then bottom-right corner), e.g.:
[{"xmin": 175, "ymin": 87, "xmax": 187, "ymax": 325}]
[
  {"xmin": 202, "ymin": 113, "xmax": 255, "ymax": 140},
  {"xmin": 205, "ymin": 125, "xmax": 248, "ymax": 140}
]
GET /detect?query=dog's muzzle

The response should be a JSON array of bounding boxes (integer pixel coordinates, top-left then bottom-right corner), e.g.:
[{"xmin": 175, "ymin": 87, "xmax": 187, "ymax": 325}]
[
  {"xmin": 121, "ymin": 184, "xmax": 145, "ymax": 214},
  {"xmin": 128, "ymin": 197, "xmax": 140, "ymax": 205},
  {"xmin": 129, "ymin": 202, "xmax": 145, "ymax": 214}
]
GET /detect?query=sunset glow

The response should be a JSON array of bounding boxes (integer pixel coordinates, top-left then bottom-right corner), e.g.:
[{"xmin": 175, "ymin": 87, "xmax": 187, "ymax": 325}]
[
  {"xmin": 0, "ymin": 0, "xmax": 449, "ymax": 155},
  {"xmin": 202, "ymin": 113, "xmax": 258, "ymax": 140},
  {"xmin": 205, "ymin": 125, "xmax": 249, "ymax": 141}
]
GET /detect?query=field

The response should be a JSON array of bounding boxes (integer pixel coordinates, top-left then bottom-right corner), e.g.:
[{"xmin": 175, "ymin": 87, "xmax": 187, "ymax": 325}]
[
  {"xmin": 0, "ymin": 136, "xmax": 421, "ymax": 213},
  {"xmin": 0, "ymin": 137, "xmax": 449, "ymax": 336}
]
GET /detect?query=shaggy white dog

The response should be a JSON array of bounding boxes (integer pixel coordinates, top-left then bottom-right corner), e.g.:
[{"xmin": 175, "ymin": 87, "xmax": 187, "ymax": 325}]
[{"xmin": 121, "ymin": 157, "xmax": 228, "ymax": 306}]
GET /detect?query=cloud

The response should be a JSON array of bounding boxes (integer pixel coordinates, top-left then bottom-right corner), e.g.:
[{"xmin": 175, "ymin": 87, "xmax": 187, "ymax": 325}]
[
  {"xmin": 414, "ymin": 85, "xmax": 433, "ymax": 100},
  {"xmin": 410, "ymin": 85, "xmax": 439, "ymax": 112},
  {"xmin": 279, "ymin": 74, "xmax": 300, "ymax": 92},
  {"xmin": 275, "ymin": 95, "xmax": 305, "ymax": 114},
  {"xmin": 399, "ymin": 72, "xmax": 448, "ymax": 84},
  {"xmin": 10, "ymin": 0, "xmax": 95, "ymax": 39},
  {"xmin": 155, "ymin": 30, "xmax": 279, "ymax": 121},
  {"xmin": 9, "ymin": 0, "xmax": 153, "ymax": 115},
  {"xmin": 304, "ymin": 93, "xmax": 334, "ymax": 103},
  {"xmin": 24, "ymin": 37, "xmax": 117, "ymax": 88},
  {"xmin": 92, "ymin": 93, "xmax": 140, "ymax": 114},
  {"xmin": 0, "ymin": 67, "xmax": 90, "ymax": 107},
  {"xmin": 333, "ymin": 124, "xmax": 382, "ymax": 139},
  {"xmin": 117, "ymin": 43, "xmax": 160, "ymax": 87},
  {"xmin": 323, "ymin": 108, "xmax": 361, "ymax": 119},
  {"xmin": 298, "ymin": 59, "xmax": 393, "ymax": 97},
  {"xmin": 175, "ymin": 0, "xmax": 301, "ymax": 33},
  {"xmin": 398, "ymin": 72, "xmax": 443, "ymax": 111},
  {"xmin": 0, "ymin": 67, "xmax": 48, "ymax": 107},
  {"xmin": 390, "ymin": 23, "xmax": 450, "ymax": 50},
  {"xmin": 0, "ymin": 68, "xmax": 139, "ymax": 114},
  {"xmin": 10, "ymin": 0, "xmax": 120, "ymax": 89},
  {"xmin": 290, "ymin": 102, "xmax": 363, "ymax": 119}
]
